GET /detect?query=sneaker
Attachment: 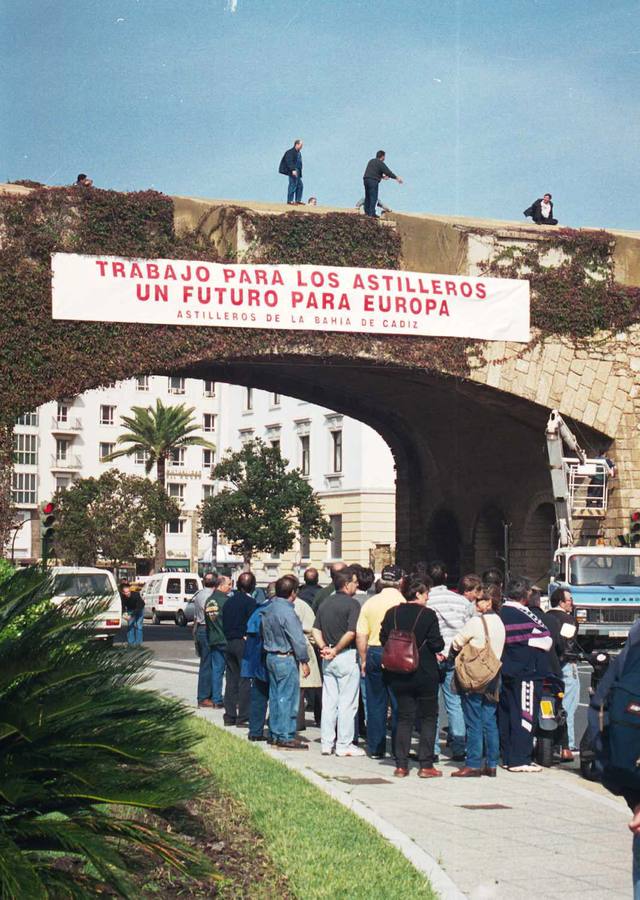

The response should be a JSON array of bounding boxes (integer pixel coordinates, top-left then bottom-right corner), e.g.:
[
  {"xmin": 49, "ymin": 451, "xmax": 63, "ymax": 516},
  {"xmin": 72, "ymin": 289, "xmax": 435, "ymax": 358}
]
[
  {"xmin": 335, "ymin": 745, "xmax": 366, "ymax": 758},
  {"xmin": 507, "ymin": 763, "xmax": 542, "ymax": 773},
  {"xmin": 321, "ymin": 746, "xmax": 335, "ymax": 755}
]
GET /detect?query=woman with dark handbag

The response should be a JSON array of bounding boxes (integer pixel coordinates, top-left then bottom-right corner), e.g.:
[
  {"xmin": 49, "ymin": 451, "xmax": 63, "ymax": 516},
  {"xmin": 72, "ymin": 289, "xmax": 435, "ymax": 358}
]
[{"xmin": 380, "ymin": 579, "xmax": 444, "ymax": 778}]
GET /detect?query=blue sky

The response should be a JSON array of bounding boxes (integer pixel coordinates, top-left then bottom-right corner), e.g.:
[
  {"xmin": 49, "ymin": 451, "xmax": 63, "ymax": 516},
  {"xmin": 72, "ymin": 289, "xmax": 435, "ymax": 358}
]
[{"xmin": 2, "ymin": 0, "xmax": 639, "ymax": 229}]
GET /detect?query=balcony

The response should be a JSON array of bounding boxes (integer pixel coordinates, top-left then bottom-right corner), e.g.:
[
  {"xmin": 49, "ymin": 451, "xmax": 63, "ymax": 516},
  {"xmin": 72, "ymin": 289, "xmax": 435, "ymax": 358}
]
[
  {"xmin": 51, "ymin": 416, "xmax": 83, "ymax": 434},
  {"xmin": 51, "ymin": 454, "xmax": 82, "ymax": 471}
]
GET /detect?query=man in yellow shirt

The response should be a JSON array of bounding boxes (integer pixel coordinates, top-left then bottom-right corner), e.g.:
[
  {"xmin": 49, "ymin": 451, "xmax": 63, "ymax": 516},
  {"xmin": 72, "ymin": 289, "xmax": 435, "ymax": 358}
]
[{"xmin": 356, "ymin": 565, "xmax": 406, "ymax": 758}]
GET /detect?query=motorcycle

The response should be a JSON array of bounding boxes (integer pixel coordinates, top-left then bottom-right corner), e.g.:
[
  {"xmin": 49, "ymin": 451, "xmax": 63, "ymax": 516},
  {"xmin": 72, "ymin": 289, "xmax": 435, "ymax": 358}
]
[
  {"xmin": 534, "ymin": 674, "xmax": 567, "ymax": 767},
  {"xmin": 578, "ymin": 649, "xmax": 611, "ymax": 781}
]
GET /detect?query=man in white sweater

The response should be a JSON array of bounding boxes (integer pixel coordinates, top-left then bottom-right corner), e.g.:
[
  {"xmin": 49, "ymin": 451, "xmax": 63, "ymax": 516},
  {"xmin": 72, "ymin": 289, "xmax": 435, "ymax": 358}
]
[{"xmin": 427, "ymin": 562, "xmax": 473, "ymax": 760}]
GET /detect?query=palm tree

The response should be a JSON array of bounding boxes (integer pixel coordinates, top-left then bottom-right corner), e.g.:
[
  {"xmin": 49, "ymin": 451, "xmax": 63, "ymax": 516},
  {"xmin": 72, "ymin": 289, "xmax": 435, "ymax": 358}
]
[
  {"xmin": 106, "ymin": 398, "xmax": 215, "ymax": 571},
  {"xmin": 0, "ymin": 567, "xmax": 216, "ymax": 897}
]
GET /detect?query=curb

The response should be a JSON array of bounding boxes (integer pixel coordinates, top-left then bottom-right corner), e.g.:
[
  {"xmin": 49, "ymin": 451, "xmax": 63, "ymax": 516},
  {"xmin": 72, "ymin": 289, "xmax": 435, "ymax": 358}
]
[
  {"xmin": 292, "ymin": 762, "xmax": 467, "ymax": 900},
  {"xmin": 194, "ymin": 707, "xmax": 466, "ymax": 898}
]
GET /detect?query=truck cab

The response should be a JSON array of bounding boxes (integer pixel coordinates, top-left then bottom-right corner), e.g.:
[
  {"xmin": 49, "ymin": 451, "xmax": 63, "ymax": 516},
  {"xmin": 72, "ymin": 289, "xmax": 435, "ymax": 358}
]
[{"xmin": 549, "ymin": 547, "xmax": 640, "ymax": 648}]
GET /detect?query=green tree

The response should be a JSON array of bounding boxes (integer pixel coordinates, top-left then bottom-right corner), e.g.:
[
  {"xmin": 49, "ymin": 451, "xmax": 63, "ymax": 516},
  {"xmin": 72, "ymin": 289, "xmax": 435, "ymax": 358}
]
[
  {"xmin": 54, "ymin": 470, "xmax": 179, "ymax": 566},
  {"xmin": 200, "ymin": 438, "xmax": 332, "ymax": 568},
  {"xmin": 105, "ymin": 399, "xmax": 215, "ymax": 570},
  {"xmin": 0, "ymin": 567, "xmax": 215, "ymax": 897}
]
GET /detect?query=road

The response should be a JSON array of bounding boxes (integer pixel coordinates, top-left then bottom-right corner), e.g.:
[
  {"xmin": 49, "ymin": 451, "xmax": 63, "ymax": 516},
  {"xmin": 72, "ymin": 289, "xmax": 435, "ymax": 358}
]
[{"xmin": 128, "ymin": 622, "xmax": 595, "ymax": 752}]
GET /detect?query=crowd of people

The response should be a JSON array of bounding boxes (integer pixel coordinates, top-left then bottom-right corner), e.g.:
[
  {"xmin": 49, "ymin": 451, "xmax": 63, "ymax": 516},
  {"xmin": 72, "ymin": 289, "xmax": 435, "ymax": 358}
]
[{"xmin": 192, "ymin": 560, "xmax": 581, "ymax": 776}]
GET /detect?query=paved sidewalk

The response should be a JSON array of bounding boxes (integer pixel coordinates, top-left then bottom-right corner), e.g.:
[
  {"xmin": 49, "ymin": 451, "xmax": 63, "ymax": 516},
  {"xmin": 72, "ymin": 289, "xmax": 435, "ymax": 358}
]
[{"xmin": 148, "ymin": 658, "xmax": 632, "ymax": 900}]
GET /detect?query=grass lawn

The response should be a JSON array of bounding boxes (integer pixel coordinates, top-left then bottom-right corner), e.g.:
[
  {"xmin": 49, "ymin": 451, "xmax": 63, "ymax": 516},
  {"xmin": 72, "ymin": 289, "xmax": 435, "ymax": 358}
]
[{"xmin": 194, "ymin": 720, "xmax": 437, "ymax": 900}]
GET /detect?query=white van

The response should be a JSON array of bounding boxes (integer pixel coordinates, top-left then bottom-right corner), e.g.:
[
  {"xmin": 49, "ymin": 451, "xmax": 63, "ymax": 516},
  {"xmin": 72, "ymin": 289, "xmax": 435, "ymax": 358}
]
[
  {"xmin": 50, "ymin": 567, "xmax": 122, "ymax": 640},
  {"xmin": 142, "ymin": 572, "xmax": 202, "ymax": 626}
]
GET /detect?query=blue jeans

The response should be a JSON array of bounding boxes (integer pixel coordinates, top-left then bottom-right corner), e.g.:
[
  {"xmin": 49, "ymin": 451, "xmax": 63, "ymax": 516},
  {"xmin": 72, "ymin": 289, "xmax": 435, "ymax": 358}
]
[
  {"xmin": 210, "ymin": 645, "xmax": 226, "ymax": 705},
  {"xmin": 561, "ymin": 661, "xmax": 580, "ymax": 749},
  {"xmin": 249, "ymin": 677, "xmax": 271, "ymax": 739},
  {"xmin": 265, "ymin": 654, "xmax": 299, "ymax": 743},
  {"xmin": 434, "ymin": 664, "xmax": 466, "ymax": 756},
  {"xmin": 287, "ymin": 174, "xmax": 303, "ymax": 203},
  {"xmin": 127, "ymin": 610, "xmax": 143, "ymax": 645},
  {"xmin": 461, "ymin": 691, "xmax": 499, "ymax": 769},
  {"xmin": 363, "ymin": 177, "xmax": 379, "ymax": 217},
  {"xmin": 196, "ymin": 626, "xmax": 212, "ymax": 703},
  {"xmin": 365, "ymin": 646, "xmax": 397, "ymax": 756}
]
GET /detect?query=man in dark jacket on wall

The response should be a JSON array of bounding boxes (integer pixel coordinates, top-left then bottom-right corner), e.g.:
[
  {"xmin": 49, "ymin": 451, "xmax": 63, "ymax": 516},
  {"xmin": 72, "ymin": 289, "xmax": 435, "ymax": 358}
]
[
  {"xmin": 362, "ymin": 150, "xmax": 403, "ymax": 217},
  {"xmin": 524, "ymin": 193, "xmax": 558, "ymax": 225},
  {"xmin": 279, "ymin": 139, "xmax": 304, "ymax": 205}
]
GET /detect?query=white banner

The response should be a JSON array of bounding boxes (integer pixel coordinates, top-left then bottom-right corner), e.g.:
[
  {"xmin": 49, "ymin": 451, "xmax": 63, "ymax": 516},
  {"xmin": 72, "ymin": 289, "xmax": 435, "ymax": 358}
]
[{"xmin": 51, "ymin": 253, "xmax": 530, "ymax": 342}]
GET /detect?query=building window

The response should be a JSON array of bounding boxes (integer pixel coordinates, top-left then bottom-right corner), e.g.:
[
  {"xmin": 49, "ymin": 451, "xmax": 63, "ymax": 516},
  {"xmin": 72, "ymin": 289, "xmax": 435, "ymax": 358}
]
[
  {"xmin": 135, "ymin": 375, "xmax": 149, "ymax": 391},
  {"xmin": 167, "ymin": 483, "xmax": 185, "ymax": 504},
  {"xmin": 56, "ymin": 438, "xmax": 70, "ymax": 462},
  {"xmin": 300, "ymin": 434, "xmax": 310, "ymax": 476},
  {"xmin": 245, "ymin": 388, "xmax": 253, "ymax": 411},
  {"xmin": 169, "ymin": 447, "xmax": 185, "ymax": 467},
  {"xmin": 202, "ymin": 449, "xmax": 214, "ymax": 469},
  {"xmin": 99, "ymin": 442, "xmax": 115, "ymax": 462},
  {"xmin": 203, "ymin": 413, "xmax": 216, "ymax": 433},
  {"xmin": 13, "ymin": 433, "xmax": 37, "ymax": 466},
  {"xmin": 239, "ymin": 429, "xmax": 254, "ymax": 445},
  {"xmin": 272, "ymin": 392, "xmax": 281, "ymax": 406},
  {"xmin": 55, "ymin": 475, "xmax": 73, "ymax": 492},
  {"xmin": 202, "ymin": 484, "xmax": 215, "ymax": 501},
  {"xmin": 168, "ymin": 376, "xmax": 185, "ymax": 394},
  {"xmin": 329, "ymin": 514, "xmax": 342, "ymax": 559},
  {"xmin": 331, "ymin": 430, "xmax": 343, "ymax": 473},
  {"xmin": 134, "ymin": 448, "xmax": 149, "ymax": 466},
  {"xmin": 300, "ymin": 532, "xmax": 311, "ymax": 560},
  {"xmin": 270, "ymin": 438, "xmax": 281, "ymax": 454},
  {"xmin": 15, "ymin": 412, "xmax": 38, "ymax": 427},
  {"xmin": 100, "ymin": 405, "xmax": 115, "ymax": 425},
  {"xmin": 203, "ymin": 380, "xmax": 216, "ymax": 397},
  {"xmin": 167, "ymin": 518, "xmax": 185, "ymax": 534},
  {"xmin": 12, "ymin": 472, "xmax": 37, "ymax": 505},
  {"xmin": 56, "ymin": 402, "xmax": 69, "ymax": 424}
]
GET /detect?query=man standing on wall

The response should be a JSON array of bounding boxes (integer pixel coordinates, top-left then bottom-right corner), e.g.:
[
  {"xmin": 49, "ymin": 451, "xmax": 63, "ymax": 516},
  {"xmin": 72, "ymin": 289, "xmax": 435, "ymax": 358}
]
[
  {"xmin": 279, "ymin": 139, "xmax": 304, "ymax": 205},
  {"xmin": 362, "ymin": 150, "xmax": 403, "ymax": 218}
]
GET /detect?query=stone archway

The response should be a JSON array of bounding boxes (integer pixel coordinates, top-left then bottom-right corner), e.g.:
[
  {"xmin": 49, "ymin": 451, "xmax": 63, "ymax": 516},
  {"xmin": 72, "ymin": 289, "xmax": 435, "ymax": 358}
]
[{"xmin": 3, "ymin": 183, "xmax": 639, "ymax": 563}]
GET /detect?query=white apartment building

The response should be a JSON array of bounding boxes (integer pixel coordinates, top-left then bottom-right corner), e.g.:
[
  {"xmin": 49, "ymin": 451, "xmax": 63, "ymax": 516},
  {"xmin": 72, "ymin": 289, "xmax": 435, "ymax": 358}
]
[{"xmin": 10, "ymin": 376, "xmax": 396, "ymax": 581}]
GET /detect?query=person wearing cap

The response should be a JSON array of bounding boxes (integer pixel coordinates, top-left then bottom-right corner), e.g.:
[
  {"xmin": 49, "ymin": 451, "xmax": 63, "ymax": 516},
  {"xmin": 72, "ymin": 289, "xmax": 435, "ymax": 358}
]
[
  {"xmin": 356, "ymin": 564, "xmax": 406, "ymax": 758},
  {"xmin": 312, "ymin": 566, "xmax": 364, "ymax": 757}
]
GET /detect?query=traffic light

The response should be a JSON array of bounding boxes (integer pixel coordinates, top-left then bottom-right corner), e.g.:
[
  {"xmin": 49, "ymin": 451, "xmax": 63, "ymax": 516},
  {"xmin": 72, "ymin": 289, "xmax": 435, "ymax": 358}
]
[
  {"xmin": 631, "ymin": 511, "xmax": 640, "ymax": 546},
  {"xmin": 41, "ymin": 500, "xmax": 57, "ymax": 562}
]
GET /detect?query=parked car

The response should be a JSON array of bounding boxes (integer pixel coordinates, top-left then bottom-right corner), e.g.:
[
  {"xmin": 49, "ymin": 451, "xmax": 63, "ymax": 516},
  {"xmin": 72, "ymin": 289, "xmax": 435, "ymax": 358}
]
[
  {"xmin": 141, "ymin": 572, "xmax": 202, "ymax": 626},
  {"xmin": 49, "ymin": 567, "xmax": 122, "ymax": 640}
]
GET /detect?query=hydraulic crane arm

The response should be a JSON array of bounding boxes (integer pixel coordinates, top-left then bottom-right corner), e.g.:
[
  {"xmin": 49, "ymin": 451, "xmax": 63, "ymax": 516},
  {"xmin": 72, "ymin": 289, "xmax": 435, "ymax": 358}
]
[{"xmin": 546, "ymin": 410, "xmax": 588, "ymax": 547}]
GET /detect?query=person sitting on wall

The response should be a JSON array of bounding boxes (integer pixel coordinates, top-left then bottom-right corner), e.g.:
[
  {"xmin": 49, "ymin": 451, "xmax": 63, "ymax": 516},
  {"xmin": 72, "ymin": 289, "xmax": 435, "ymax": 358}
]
[{"xmin": 524, "ymin": 193, "xmax": 557, "ymax": 225}]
